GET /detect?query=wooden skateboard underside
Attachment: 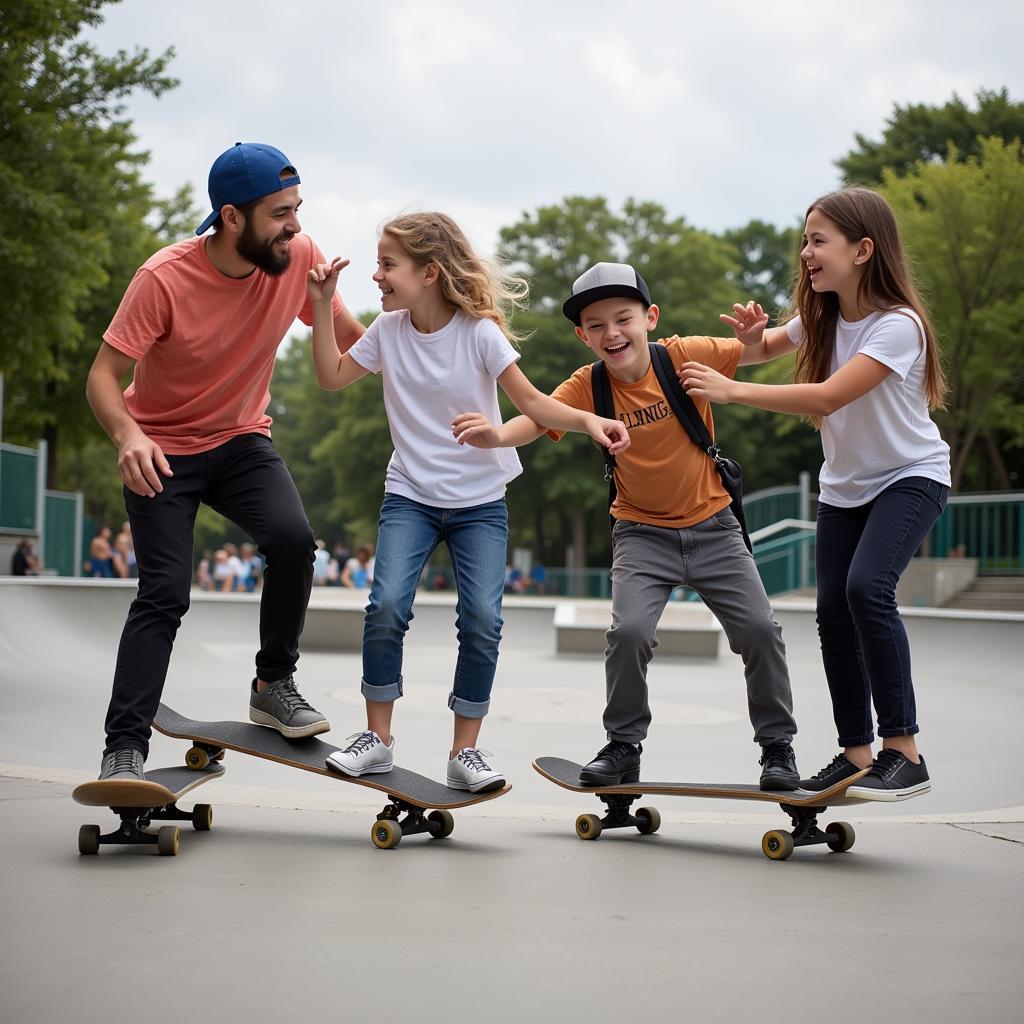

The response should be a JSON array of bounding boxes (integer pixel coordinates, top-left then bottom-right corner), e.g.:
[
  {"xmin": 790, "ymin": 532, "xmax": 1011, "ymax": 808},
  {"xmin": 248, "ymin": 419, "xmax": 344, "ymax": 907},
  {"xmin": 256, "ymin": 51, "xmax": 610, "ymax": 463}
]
[
  {"xmin": 153, "ymin": 704, "xmax": 510, "ymax": 810},
  {"xmin": 72, "ymin": 764, "xmax": 225, "ymax": 808},
  {"xmin": 533, "ymin": 757, "xmax": 870, "ymax": 806}
]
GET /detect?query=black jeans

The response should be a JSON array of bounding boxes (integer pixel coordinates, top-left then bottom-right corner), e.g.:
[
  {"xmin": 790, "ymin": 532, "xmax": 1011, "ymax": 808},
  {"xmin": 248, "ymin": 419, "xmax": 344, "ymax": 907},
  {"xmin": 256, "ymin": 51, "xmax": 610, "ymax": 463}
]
[
  {"xmin": 815, "ymin": 476, "xmax": 949, "ymax": 747},
  {"xmin": 104, "ymin": 434, "xmax": 315, "ymax": 757}
]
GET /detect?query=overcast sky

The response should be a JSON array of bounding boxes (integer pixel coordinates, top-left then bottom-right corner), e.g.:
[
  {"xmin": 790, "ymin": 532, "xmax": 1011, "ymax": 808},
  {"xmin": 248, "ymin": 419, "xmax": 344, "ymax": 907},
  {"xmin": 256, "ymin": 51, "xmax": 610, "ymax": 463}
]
[{"xmin": 86, "ymin": 0, "xmax": 1024, "ymax": 317}]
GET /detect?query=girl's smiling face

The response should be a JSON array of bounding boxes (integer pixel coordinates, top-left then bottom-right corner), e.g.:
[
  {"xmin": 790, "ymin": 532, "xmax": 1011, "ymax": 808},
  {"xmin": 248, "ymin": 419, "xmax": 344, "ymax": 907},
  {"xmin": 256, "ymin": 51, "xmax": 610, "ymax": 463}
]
[
  {"xmin": 372, "ymin": 233, "xmax": 433, "ymax": 312},
  {"xmin": 800, "ymin": 207, "xmax": 867, "ymax": 297}
]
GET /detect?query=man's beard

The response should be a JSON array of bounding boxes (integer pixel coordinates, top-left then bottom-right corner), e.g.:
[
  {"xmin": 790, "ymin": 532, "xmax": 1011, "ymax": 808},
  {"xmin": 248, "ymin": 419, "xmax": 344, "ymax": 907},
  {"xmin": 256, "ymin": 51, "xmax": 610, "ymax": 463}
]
[{"xmin": 236, "ymin": 220, "xmax": 292, "ymax": 276}]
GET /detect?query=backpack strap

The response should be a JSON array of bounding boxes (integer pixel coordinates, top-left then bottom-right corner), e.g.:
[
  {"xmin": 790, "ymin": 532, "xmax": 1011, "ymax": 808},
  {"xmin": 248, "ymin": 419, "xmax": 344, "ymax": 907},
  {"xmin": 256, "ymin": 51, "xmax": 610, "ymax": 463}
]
[
  {"xmin": 647, "ymin": 342, "xmax": 716, "ymax": 455},
  {"xmin": 590, "ymin": 360, "xmax": 618, "ymax": 526}
]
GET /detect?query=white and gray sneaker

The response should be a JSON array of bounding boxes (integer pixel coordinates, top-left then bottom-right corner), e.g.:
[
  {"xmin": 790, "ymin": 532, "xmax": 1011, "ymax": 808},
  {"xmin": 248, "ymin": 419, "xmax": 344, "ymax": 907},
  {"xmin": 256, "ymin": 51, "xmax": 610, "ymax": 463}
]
[
  {"xmin": 447, "ymin": 748, "xmax": 506, "ymax": 793},
  {"xmin": 325, "ymin": 731, "xmax": 394, "ymax": 777}
]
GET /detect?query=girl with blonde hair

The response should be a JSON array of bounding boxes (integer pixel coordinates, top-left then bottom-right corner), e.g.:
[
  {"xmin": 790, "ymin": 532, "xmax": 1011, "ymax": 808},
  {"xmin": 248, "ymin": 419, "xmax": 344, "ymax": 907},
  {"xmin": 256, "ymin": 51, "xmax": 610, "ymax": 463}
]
[{"xmin": 307, "ymin": 212, "xmax": 629, "ymax": 790}]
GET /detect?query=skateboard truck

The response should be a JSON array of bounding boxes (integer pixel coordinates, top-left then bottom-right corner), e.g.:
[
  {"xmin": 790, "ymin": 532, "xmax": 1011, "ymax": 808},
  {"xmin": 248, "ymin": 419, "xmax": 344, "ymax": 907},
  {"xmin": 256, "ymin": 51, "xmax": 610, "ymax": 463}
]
[
  {"xmin": 372, "ymin": 797, "xmax": 455, "ymax": 849},
  {"xmin": 78, "ymin": 799, "xmax": 213, "ymax": 858},
  {"xmin": 763, "ymin": 804, "xmax": 856, "ymax": 860},
  {"xmin": 575, "ymin": 792, "xmax": 662, "ymax": 840}
]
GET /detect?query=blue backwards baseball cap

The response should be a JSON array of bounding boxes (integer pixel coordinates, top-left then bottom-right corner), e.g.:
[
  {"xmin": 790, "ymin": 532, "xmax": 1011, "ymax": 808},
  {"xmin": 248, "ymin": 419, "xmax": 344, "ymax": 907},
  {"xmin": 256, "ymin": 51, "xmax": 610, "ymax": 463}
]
[{"xmin": 195, "ymin": 142, "xmax": 301, "ymax": 235}]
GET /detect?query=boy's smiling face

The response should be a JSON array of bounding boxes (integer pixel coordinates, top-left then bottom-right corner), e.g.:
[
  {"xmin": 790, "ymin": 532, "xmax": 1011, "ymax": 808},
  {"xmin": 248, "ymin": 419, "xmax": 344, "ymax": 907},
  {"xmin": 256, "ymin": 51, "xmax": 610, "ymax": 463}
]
[{"xmin": 576, "ymin": 297, "xmax": 660, "ymax": 383}]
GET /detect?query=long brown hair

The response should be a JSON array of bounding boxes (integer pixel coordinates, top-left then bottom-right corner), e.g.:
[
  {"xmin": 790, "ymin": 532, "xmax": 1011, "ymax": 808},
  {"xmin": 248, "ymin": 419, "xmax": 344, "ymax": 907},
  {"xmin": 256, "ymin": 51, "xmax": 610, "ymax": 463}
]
[
  {"xmin": 381, "ymin": 212, "xmax": 529, "ymax": 343},
  {"xmin": 789, "ymin": 187, "xmax": 947, "ymax": 423}
]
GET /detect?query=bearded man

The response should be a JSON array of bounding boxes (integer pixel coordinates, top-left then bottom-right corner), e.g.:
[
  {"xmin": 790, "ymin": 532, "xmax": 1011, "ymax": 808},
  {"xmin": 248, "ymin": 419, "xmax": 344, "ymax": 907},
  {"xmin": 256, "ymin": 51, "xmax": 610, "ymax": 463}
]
[{"xmin": 85, "ymin": 142, "xmax": 364, "ymax": 782}]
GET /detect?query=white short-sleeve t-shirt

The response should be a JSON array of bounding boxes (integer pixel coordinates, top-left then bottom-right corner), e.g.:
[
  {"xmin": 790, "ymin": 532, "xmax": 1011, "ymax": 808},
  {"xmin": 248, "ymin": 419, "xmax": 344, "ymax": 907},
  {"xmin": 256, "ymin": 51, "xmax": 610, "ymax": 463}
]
[
  {"xmin": 787, "ymin": 309, "xmax": 951, "ymax": 507},
  {"xmin": 349, "ymin": 310, "xmax": 523, "ymax": 508}
]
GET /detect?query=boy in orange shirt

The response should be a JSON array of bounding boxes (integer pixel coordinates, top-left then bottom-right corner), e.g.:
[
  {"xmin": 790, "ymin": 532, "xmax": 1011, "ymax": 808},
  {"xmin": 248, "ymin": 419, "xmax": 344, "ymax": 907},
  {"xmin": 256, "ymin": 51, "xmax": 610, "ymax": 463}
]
[
  {"xmin": 453, "ymin": 263, "xmax": 799, "ymax": 789},
  {"xmin": 85, "ymin": 143, "xmax": 365, "ymax": 784}
]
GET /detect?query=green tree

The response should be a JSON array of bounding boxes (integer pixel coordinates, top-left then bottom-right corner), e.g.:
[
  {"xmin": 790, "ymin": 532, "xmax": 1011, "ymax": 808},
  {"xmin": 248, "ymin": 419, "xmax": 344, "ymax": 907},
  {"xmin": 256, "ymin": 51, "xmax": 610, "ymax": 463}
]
[
  {"xmin": 722, "ymin": 219, "xmax": 801, "ymax": 316},
  {"xmin": 838, "ymin": 87, "xmax": 1024, "ymax": 185},
  {"xmin": 882, "ymin": 137, "xmax": 1024, "ymax": 490},
  {"xmin": 0, "ymin": 0, "xmax": 184, "ymax": 489}
]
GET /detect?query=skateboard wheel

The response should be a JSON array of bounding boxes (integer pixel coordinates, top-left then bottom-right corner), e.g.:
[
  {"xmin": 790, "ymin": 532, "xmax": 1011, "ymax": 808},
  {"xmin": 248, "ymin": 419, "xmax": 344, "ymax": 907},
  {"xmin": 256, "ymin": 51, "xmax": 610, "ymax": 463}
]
[
  {"xmin": 635, "ymin": 806, "xmax": 661, "ymax": 835},
  {"xmin": 157, "ymin": 826, "xmax": 180, "ymax": 856},
  {"xmin": 575, "ymin": 814, "xmax": 602, "ymax": 840},
  {"xmin": 825, "ymin": 821, "xmax": 855, "ymax": 853},
  {"xmin": 78, "ymin": 824, "xmax": 101, "ymax": 856},
  {"xmin": 761, "ymin": 829, "xmax": 794, "ymax": 860},
  {"xmin": 427, "ymin": 809, "xmax": 455, "ymax": 839},
  {"xmin": 371, "ymin": 818, "xmax": 402, "ymax": 849},
  {"xmin": 192, "ymin": 804, "xmax": 213, "ymax": 831},
  {"xmin": 185, "ymin": 746, "xmax": 209, "ymax": 771}
]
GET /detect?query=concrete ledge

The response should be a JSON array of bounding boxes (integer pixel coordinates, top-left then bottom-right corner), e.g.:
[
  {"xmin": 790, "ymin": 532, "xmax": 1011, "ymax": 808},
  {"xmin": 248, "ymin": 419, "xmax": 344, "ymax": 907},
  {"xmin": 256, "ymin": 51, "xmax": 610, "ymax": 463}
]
[{"xmin": 554, "ymin": 601, "xmax": 722, "ymax": 658}]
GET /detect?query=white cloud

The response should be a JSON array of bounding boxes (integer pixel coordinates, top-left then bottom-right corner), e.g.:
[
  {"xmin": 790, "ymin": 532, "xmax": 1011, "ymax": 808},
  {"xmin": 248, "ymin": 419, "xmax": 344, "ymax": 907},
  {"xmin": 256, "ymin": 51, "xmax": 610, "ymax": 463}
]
[{"xmin": 82, "ymin": 0, "xmax": 1024, "ymax": 315}]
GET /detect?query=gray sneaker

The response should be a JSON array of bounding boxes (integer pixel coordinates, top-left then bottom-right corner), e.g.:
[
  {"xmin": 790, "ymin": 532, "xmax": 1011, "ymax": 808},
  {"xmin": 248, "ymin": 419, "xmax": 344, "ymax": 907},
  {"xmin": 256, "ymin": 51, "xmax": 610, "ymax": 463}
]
[
  {"xmin": 99, "ymin": 748, "xmax": 145, "ymax": 781},
  {"xmin": 249, "ymin": 676, "xmax": 330, "ymax": 738}
]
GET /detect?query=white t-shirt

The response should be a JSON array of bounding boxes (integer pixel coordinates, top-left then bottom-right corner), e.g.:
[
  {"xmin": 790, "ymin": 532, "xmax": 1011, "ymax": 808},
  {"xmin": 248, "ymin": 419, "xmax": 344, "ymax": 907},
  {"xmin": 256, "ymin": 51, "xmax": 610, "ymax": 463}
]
[
  {"xmin": 349, "ymin": 310, "xmax": 523, "ymax": 507},
  {"xmin": 787, "ymin": 309, "xmax": 951, "ymax": 507}
]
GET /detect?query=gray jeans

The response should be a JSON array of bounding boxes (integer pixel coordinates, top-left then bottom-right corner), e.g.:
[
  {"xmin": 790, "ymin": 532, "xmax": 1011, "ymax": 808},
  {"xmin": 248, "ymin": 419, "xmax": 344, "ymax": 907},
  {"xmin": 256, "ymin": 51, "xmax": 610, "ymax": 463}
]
[{"xmin": 604, "ymin": 509, "xmax": 796, "ymax": 747}]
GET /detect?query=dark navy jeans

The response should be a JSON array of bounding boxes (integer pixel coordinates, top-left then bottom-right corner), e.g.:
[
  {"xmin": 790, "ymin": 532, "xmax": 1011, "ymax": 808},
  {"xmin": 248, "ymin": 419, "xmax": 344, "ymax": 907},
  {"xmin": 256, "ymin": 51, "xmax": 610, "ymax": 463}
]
[
  {"xmin": 361, "ymin": 493, "xmax": 508, "ymax": 719},
  {"xmin": 815, "ymin": 476, "xmax": 949, "ymax": 747},
  {"xmin": 105, "ymin": 434, "xmax": 315, "ymax": 757}
]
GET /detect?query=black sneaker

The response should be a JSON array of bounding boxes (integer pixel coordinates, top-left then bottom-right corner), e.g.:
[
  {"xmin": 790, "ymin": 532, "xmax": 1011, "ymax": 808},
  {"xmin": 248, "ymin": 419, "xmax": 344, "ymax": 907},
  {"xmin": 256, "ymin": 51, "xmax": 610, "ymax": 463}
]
[
  {"xmin": 799, "ymin": 753, "xmax": 865, "ymax": 792},
  {"xmin": 759, "ymin": 741, "xmax": 799, "ymax": 791},
  {"xmin": 578, "ymin": 740, "xmax": 642, "ymax": 786},
  {"xmin": 249, "ymin": 676, "xmax": 330, "ymax": 738},
  {"xmin": 99, "ymin": 747, "xmax": 145, "ymax": 782},
  {"xmin": 846, "ymin": 750, "xmax": 930, "ymax": 801}
]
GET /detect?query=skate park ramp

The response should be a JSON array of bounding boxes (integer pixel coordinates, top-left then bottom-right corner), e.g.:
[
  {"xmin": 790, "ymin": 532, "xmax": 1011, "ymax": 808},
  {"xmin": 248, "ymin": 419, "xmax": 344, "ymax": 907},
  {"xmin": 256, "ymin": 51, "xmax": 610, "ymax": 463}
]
[{"xmin": 1, "ymin": 577, "xmax": 1023, "ymax": 1024}]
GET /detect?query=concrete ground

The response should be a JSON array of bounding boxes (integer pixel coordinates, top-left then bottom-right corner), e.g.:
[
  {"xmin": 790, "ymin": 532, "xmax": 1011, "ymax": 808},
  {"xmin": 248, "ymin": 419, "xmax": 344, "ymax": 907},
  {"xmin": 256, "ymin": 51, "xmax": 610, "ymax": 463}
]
[{"xmin": 1, "ymin": 578, "xmax": 1022, "ymax": 1023}]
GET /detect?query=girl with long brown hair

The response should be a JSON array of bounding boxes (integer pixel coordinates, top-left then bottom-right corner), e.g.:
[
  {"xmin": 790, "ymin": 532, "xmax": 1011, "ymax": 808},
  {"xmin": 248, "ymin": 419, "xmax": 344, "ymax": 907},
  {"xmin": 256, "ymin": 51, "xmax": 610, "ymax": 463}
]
[
  {"xmin": 678, "ymin": 186, "xmax": 951, "ymax": 801},
  {"xmin": 305, "ymin": 212, "xmax": 629, "ymax": 791}
]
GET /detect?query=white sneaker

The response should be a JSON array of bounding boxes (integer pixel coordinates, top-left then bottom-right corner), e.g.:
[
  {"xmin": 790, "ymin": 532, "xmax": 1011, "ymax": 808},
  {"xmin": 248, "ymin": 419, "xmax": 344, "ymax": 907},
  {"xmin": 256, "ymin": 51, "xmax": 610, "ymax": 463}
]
[
  {"xmin": 447, "ymin": 748, "xmax": 506, "ymax": 793},
  {"xmin": 325, "ymin": 731, "xmax": 394, "ymax": 777}
]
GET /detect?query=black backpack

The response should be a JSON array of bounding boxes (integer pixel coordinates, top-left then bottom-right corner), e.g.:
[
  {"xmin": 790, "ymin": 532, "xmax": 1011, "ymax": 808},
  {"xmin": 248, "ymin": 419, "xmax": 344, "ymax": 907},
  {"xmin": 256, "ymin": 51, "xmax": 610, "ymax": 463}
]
[{"xmin": 590, "ymin": 342, "xmax": 752, "ymax": 552}]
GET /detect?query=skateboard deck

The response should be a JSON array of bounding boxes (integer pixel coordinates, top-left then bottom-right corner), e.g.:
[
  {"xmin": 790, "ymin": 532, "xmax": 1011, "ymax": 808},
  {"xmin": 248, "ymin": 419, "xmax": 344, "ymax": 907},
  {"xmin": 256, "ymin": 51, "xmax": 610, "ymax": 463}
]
[
  {"xmin": 533, "ymin": 756, "xmax": 871, "ymax": 860},
  {"xmin": 152, "ymin": 704, "xmax": 511, "ymax": 848},
  {"xmin": 73, "ymin": 763, "xmax": 224, "ymax": 857}
]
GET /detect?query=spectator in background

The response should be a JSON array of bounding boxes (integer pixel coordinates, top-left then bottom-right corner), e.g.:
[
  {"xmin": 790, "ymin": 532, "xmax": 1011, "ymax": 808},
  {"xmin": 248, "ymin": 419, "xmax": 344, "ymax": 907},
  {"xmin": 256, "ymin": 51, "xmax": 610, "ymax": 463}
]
[
  {"xmin": 11, "ymin": 538, "xmax": 42, "ymax": 576},
  {"xmin": 341, "ymin": 544, "xmax": 374, "ymax": 589},
  {"xmin": 89, "ymin": 526, "xmax": 116, "ymax": 578},
  {"xmin": 223, "ymin": 543, "xmax": 245, "ymax": 591},
  {"xmin": 312, "ymin": 539, "xmax": 332, "ymax": 586},
  {"xmin": 113, "ymin": 521, "xmax": 137, "ymax": 579},
  {"xmin": 212, "ymin": 549, "xmax": 235, "ymax": 592},
  {"xmin": 240, "ymin": 542, "xmax": 263, "ymax": 592},
  {"xmin": 529, "ymin": 561, "xmax": 547, "ymax": 595},
  {"xmin": 197, "ymin": 550, "xmax": 214, "ymax": 591}
]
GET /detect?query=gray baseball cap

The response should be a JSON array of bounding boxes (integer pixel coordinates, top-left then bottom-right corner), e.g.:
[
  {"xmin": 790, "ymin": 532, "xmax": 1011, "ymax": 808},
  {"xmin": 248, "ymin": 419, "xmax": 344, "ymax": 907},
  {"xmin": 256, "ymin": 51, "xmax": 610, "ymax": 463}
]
[{"xmin": 562, "ymin": 262, "xmax": 652, "ymax": 325}]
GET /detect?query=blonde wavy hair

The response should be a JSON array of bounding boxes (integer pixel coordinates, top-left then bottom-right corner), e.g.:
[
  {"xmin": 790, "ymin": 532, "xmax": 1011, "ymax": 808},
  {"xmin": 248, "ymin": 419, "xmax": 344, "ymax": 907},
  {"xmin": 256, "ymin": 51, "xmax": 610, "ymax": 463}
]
[{"xmin": 380, "ymin": 212, "xmax": 529, "ymax": 343}]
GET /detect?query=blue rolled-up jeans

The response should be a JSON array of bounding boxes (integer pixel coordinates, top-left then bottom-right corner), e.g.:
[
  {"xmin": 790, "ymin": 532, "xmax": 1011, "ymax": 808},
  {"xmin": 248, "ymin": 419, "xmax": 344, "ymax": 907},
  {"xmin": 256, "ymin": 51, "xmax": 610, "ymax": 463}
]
[
  {"xmin": 361, "ymin": 493, "xmax": 508, "ymax": 718},
  {"xmin": 815, "ymin": 475, "xmax": 949, "ymax": 747}
]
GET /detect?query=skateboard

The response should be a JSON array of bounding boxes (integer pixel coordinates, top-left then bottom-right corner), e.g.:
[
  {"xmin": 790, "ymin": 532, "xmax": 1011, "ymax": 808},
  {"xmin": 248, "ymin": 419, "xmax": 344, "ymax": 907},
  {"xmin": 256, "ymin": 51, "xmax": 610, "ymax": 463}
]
[
  {"xmin": 72, "ymin": 763, "xmax": 224, "ymax": 856},
  {"xmin": 533, "ymin": 756, "xmax": 871, "ymax": 860},
  {"xmin": 152, "ymin": 704, "xmax": 511, "ymax": 849}
]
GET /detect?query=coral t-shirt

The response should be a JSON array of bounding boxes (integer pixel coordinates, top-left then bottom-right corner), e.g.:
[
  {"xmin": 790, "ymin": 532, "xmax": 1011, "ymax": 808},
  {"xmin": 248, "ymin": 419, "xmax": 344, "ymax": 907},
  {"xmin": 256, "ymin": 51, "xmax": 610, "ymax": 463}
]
[
  {"xmin": 103, "ymin": 233, "xmax": 341, "ymax": 455},
  {"xmin": 551, "ymin": 336, "xmax": 741, "ymax": 528}
]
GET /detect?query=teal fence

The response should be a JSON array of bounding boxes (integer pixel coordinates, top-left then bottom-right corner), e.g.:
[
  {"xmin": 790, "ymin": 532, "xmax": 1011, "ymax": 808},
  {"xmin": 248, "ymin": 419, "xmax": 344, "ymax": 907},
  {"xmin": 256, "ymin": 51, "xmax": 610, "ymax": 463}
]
[
  {"xmin": 931, "ymin": 493, "xmax": 1024, "ymax": 574},
  {"xmin": 1, "ymin": 440, "xmax": 84, "ymax": 575},
  {"xmin": 0, "ymin": 443, "xmax": 38, "ymax": 531}
]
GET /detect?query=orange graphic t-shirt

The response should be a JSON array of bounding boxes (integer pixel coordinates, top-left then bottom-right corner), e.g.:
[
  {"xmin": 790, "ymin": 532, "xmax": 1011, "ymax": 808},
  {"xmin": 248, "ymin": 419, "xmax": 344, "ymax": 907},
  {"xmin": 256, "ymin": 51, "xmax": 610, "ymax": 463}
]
[
  {"xmin": 551, "ymin": 336, "xmax": 742, "ymax": 528},
  {"xmin": 103, "ymin": 233, "xmax": 342, "ymax": 455}
]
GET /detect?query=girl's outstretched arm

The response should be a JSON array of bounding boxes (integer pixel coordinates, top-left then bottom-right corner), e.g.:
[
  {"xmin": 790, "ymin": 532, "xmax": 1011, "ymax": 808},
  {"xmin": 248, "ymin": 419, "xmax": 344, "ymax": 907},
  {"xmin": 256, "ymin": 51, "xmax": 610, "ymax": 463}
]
[
  {"xmin": 308, "ymin": 258, "xmax": 371, "ymax": 391},
  {"xmin": 679, "ymin": 353, "xmax": 892, "ymax": 417},
  {"xmin": 496, "ymin": 364, "xmax": 630, "ymax": 454},
  {"xmin": 451, "ymin": 412, "xmax": 548, "ymax": 449},
  {"xmin": 722, "ymin": 301, "xmax": 795, "ymax": 366}
]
